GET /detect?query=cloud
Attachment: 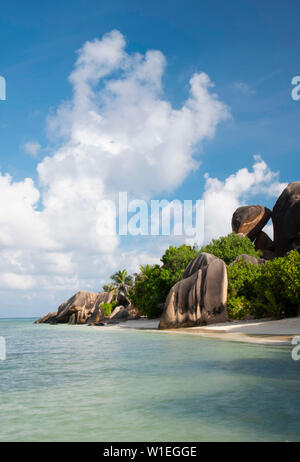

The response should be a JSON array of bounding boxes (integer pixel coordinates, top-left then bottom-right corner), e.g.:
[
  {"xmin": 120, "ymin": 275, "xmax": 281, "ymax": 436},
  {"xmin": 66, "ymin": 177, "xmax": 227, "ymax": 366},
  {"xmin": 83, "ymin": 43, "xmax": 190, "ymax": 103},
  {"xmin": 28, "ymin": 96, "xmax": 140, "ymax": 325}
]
[
  {"xmin": 43, "ymin": 31, "xmax": 229, "ymax": 198},
  {"xmin": 202, "ymin": 155, "xmax": 287, "ymax": 243},
  {"xmin": 233, "ymin": 81, "xmax": 255, "ymax": 95},
  {"xmin": 0, "ymin": 30, "xmax": 229, "ymax": 305},
  {"xmin": 0, "ymin": 173, "xmax": 55, "ymax": 250},
  {"xmin": 24, "ymin": 141, "xmax": 41, "ymax": 157}
]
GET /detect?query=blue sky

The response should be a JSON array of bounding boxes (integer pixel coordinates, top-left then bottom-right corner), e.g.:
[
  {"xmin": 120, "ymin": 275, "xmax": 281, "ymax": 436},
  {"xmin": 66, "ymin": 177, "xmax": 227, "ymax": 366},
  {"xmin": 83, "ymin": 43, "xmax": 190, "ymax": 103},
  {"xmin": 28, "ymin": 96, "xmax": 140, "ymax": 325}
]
[{"xmin": 0, "ymin": 0, "xmax": 299, "ymax": 316}]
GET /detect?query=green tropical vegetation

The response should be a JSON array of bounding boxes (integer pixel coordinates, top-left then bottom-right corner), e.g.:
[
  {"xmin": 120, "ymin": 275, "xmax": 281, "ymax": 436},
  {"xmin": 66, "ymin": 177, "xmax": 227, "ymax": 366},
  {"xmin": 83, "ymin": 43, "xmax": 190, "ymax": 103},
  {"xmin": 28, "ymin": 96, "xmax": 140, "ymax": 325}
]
[
  {"xmin": 101, "ymin": 235, "xmax": 300, "ymax": 321},
  {"xmin": 102, "ymin": 269, "xmax": 134, "ymax": 300},
  {"xmin": 199, "ymin": 233, "xmax": 261, "ymax": 265},
  {"xmin": 227, "ymin": 250, "xmax": 300, "ymax": 319},
  {"xmin": 129, "ymin": 245, "xmax": 199, "ymax": 318},
  {"xmin": 101, "ymin": 301, "xmax": 118, "ymax": 317}
]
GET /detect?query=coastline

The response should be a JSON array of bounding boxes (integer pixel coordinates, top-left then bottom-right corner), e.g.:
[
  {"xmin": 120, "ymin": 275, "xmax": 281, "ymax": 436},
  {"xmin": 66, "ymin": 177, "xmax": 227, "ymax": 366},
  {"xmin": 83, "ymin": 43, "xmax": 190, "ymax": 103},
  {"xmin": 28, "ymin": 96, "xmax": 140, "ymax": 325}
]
[{"xmin": 100, "ymin": 316, "xmax": 300, "ymax": 345}]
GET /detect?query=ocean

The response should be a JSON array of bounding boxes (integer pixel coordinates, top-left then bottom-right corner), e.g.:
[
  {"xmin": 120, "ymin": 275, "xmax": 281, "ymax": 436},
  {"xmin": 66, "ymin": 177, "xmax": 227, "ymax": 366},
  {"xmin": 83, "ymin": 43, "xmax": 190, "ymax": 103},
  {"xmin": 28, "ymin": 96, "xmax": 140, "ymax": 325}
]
[{"xmin": 0, "ymin": 318, "xmax": 299, "ymax": 442}]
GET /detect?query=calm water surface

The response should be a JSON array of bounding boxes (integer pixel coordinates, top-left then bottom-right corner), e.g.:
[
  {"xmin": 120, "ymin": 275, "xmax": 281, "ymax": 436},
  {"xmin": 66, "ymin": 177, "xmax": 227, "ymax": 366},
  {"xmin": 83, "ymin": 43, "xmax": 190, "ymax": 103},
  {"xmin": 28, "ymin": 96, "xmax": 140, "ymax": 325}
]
[{"xmin": 0, "ymin": 318, "xmax": 299, "ymax": 442}]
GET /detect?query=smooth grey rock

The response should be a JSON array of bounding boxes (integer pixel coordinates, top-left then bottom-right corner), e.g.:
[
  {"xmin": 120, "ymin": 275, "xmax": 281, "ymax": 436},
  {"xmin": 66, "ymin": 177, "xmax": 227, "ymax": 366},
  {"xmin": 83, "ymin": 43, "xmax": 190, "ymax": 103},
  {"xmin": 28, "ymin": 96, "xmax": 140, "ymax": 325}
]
[
  {"xmin": 232, "ymin": 205, "xmax": 271, "ymax": 241},
  {"xmin": 232, "ymin": 254, "xmax": 266, "ymax": 265},
  {"xmin": 34, "ymin": 311, "xmax": 57, "ymax": 324},
  {"xmin": 126, "ymin": 303, "xmax": 143, "ymax": 318},
  {"xmin": 56, "ymin": 291, "xmax": 98, "ymax": 322},
  {"xmin": 183, "ymin": 252, "xmax": 218, "ymax": 279},
  {"xmin": 87, "ymin": 306, "xmax": 105, "ymax": 325},
  {"xmin": 254, "ymin": 230, "xmax": 275, "ymax": 260},
  {"xmin": 272, "ymin": 182, "xmax": 300, "ymax": 256},
  {"xmin": 108, "ymin": 305, "xmax": 129, "ymax": 322},
  {"xmin": 159, "ymin": 253, "xmax": 228, "ymax": 329}
]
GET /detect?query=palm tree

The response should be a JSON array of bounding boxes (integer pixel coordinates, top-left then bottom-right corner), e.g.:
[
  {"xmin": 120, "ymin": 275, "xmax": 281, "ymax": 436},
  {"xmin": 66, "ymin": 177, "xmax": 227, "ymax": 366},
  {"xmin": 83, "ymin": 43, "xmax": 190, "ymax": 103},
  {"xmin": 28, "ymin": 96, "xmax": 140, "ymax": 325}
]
[
  {"xmin": 102, "ymin": 282, "xmax": 117, "ymax": 295},
  {"xmin": 103, "ymin": 269, "xmax": 133, "ymax": 300},
  {"xmin": 139, "ymin": 264, "xmax": 153, "ymax": 277}
]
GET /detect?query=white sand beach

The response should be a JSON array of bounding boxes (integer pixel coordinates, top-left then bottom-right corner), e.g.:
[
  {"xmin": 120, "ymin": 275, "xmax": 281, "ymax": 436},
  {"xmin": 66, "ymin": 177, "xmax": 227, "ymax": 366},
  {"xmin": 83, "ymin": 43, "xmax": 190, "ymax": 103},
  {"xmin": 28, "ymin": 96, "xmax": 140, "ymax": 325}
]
[{"xmin": 106, "ymin": 317, "xmax": 300, "ymax": 345}]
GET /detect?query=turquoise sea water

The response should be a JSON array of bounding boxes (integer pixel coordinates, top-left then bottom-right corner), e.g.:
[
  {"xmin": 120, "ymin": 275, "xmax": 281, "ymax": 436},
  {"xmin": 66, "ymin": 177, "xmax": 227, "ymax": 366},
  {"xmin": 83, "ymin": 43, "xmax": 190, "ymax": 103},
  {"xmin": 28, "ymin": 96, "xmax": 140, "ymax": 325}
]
[{"xmin": 0, "ymin": 318, "xmax": 299, "ymax": 442}]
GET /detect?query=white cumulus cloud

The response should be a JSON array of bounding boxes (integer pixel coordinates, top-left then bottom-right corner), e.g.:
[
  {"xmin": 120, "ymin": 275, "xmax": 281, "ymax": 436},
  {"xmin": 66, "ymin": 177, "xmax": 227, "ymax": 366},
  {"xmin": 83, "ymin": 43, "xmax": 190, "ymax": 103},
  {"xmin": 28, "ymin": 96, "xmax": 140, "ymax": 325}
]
[{"xmin": 202, "ymin": 155, "xmax": 287, "ymax": 243}]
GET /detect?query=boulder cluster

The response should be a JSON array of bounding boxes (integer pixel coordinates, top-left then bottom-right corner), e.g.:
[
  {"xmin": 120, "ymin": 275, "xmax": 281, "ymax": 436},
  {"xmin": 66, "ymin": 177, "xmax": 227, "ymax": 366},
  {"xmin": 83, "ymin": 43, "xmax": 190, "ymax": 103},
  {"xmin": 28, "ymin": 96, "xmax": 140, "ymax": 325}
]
[
  {"xmin": 232, "ymin": 181, "xmax": 300, "ymax": 259},
  {"xmin": 159, "ymin": 181, "xmax": 300, "ymax": 329},
  {"xmin": 35, "ymin": 290, "xmax": 142, "ymax": 325}
]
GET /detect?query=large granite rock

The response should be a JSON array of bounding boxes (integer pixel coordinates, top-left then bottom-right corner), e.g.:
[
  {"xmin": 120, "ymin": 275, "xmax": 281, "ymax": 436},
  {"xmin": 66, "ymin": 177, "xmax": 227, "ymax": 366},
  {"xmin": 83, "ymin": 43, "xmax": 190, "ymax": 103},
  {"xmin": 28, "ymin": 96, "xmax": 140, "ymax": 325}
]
[
  {"xmin": 87, "ymin": 306, "xmax": 105, "ymax": 326},
  {"xmin": 126, "ymin": 303, "xmax": 143, "ymax": 319},
  {"xmin": 254, "ymin": 230, "xmax": 275, "ymax": 260},
  {"xmin": 159, "ymin": 253, "xmax": 228, "ymax": 329},
  {"xmin": 232, "ymin": 205, "xmax": 272, "ymax": 241},
  {"xmin": 231, "ymin": 254, "xmax": 265, "ymax": 265},
  {"xmin": 56, "ymin": 291, "xmax": 98, "ymax": 322},
  {"xmin": 56, "ymin": 291, "xmax": 102, "ymax": 323},
  {"xmin": 272, "ymin": 182, "xmax": 300, "ymax": 256},
  {"xmin": 183, "ymin": 252, "xmax": 219, "ymax": 279},
  {"xmin": 108, "ymin": 305, "xmax": 129, "ymax": 323},
  {"xmin": 34, "ymin": 311, "xmax": 57, "ymax": 324}
]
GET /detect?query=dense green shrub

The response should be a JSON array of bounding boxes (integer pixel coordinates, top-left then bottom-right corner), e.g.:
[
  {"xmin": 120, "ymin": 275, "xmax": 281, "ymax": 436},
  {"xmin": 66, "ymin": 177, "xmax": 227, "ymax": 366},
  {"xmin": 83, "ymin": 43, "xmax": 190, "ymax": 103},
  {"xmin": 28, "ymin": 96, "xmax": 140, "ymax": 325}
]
[
  {"xmin": 227, "ymin": 250, "xmax": 300, "ymax": 319},
  {"xmin": 161, "ymin": 244, "xmax": 199, "ymax": 280},
  {"xmin": 200, "ymin": 233, "xmax": 260, "ymax": 265},
  {"xmin": 101, "ymin": 301, "xmax": 117, "ymax": 317},
  {"xmin": 130, "ymin": 244, "xmax": 199, "ymax": 318},
  {"xmin": 227, "ymin": 260, "xmax": 263, "ymax": 319},
  {"xmin": 129, "ymin": 265, "xmax": 173, "ymax": 318},
  {"xmin": 255, "ymin": 250, "xmax": 300, "ymax": 318}
]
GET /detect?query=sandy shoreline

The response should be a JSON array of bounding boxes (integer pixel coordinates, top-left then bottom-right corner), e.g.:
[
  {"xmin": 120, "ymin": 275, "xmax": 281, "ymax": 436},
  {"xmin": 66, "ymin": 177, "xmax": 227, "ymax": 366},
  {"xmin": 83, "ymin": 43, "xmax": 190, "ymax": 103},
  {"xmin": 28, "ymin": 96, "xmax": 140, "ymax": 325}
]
[{"xmin": 103, "ymin": 317, "xmax": 300, "ymax": 345}]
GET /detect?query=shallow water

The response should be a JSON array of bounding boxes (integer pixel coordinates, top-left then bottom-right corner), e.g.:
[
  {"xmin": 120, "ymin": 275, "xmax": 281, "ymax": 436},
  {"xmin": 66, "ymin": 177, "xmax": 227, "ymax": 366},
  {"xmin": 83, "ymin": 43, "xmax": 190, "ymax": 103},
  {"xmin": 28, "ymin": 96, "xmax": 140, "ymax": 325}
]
[{"xmin": 0, "ymin": 318, "xmax": 299, "ymax": 442}]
